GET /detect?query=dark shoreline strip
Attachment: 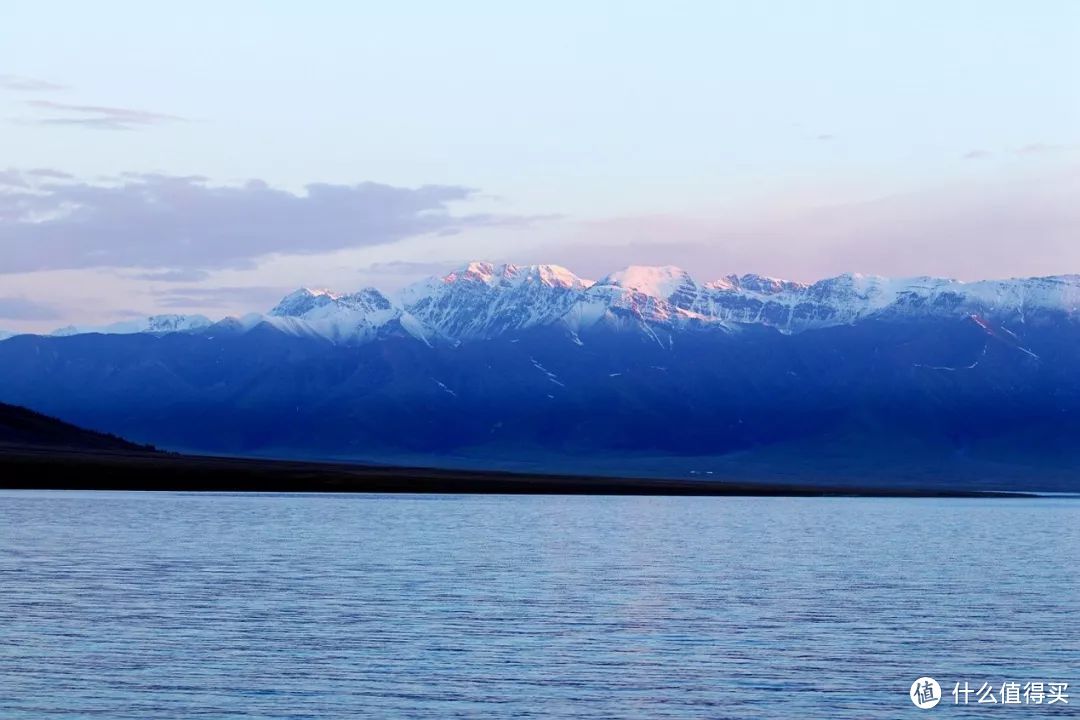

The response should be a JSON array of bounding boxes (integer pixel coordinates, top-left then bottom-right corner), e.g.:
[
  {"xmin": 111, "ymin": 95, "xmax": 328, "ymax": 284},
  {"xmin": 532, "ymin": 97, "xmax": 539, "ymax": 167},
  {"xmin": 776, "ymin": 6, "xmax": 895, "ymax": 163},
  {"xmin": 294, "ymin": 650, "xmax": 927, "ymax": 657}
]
[{"xmin": 0, "ymin": 448, "xmax": 1034, "ymax": 498}]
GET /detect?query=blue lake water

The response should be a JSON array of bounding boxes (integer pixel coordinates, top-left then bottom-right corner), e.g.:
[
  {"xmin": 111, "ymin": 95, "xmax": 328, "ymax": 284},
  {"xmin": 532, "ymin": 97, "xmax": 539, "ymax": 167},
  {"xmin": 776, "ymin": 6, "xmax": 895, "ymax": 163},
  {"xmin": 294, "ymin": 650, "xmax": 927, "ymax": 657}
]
[{"xmin": 0, "ymin": 491, "xmax": 1077, "ymax": 718}]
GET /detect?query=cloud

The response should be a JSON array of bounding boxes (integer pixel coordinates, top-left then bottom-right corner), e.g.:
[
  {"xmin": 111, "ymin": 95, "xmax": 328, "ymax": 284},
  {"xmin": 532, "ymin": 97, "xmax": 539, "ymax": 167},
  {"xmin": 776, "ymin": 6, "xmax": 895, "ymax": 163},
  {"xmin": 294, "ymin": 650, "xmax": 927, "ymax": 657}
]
[
  {"xmin": 518, "ymin": 235, "xmax": 727, "ymax": 282},
  {"xmin": 150, "ymin": 285, "xmax": 291, "ymax": 310},
  {"xmin": 0, "ymin": 74, "xmax": 66, "ymax": 92},
  {"xmin": 0, "ymin": 171, "xmax": 526, "ymax": 273},
  {"xmin": 963, "ymin": 145, "xmax": 1070, "ymax": 161},
  {"xmin": 107, "ymin": 308, "xmax": 158, "ymax": 319},
  {"xmin": 131, "ymin": 269, "xmax": 211, "ymax": 282},
  {"xmin": 22, "ymin": 100, "xmax": 184, "ymax": 130},
  {"xmin": 1016, "ymin": 143, "xmax": 1065, "ymax": 156},
  {"xmin": 361, "ymin": 260, "xmax": 462, "ymax": 276},
  {"xmin": 0, "ymin": 296, "xmax": 61, "ymax": 320},
  {"xmin": 25, "ymin": 168, "xmax": 74, "ymax": 179},
  {"xmin": 1, "ymin": 75, "xmax": 180, "ymax": 131},
  {"xmin": 0, "ymin": 169, "xmax": 29, "ymax": 187},
  {"xmin": 537, "ymin": 168, "xmax": 1080, "ymax": 282}
]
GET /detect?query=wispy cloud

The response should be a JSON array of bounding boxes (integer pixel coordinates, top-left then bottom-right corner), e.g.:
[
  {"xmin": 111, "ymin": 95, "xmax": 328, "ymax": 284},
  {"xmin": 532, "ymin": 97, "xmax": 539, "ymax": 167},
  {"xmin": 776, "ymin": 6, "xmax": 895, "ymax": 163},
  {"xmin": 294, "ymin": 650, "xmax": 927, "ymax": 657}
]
[
  {"xmin": 537, "ymin": 168, "xmax": 1080, "ymax": 283},
  {"xmin": 131, "ymin": 269, "xmax": 211, "ymax": 282},
  {"xmin": 25, "ymin": 168, "xmax": 74, "ymax": 179},
  {"xmin": 0, "ymin": 74, "xmax": 66, "ymax": 92},
  {"xmin": 1, "ymin": 75, "xmax": 180, "ymax": 131},
  {"xmin": 150, "ymin": 285, "xmax": 290, "ymax": 309},
  {"xmin": 963, "ymin": 144, "xmax": 1069, "ymax": 160},
  {"xmin": 0, "ymin": 296, "xmax": 61, "ymax": 320},
  {"xmin": 23, "ymin": 100, "xmax": 184, "ymax": 130},
  {"xmin": 362, "ymin": 260, "xmax": 461, "ymax": 276},
  {"xmin": 1016, "ymin": 142, "xmax": 1065, "ymax": 156},
  {"xmin": 0, "ymin": 169, "xmax": 29, "ymax": 187},
  {"xmin": 0, "ymin": 170, "xmax": 535, "ymax": 274}
]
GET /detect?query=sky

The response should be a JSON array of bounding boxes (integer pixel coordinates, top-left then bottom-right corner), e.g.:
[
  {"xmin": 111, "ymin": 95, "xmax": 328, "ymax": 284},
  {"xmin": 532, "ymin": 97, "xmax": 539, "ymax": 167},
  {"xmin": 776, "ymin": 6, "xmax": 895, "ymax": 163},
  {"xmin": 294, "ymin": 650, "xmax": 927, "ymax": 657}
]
[{"xmin": 1, "ymin": 0, "xmax": 1078, "ymax": 331}]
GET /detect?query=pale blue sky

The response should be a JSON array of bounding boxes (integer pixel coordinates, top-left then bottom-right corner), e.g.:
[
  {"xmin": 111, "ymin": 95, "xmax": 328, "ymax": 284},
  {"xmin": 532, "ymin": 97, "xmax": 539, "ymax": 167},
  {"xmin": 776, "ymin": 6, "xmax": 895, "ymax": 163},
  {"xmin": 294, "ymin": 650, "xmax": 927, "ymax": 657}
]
[{"xmin": 1, "ymin": 1, "xmax": 1078, "ymax": 329}]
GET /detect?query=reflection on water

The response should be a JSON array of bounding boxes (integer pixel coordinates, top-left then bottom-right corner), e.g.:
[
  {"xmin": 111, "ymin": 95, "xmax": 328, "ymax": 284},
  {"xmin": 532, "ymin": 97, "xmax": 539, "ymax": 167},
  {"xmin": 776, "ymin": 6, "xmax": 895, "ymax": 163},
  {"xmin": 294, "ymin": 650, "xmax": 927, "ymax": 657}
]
[{"xmin": 0, "ymin": 491, "xmax": 1077, "ymax": 718}]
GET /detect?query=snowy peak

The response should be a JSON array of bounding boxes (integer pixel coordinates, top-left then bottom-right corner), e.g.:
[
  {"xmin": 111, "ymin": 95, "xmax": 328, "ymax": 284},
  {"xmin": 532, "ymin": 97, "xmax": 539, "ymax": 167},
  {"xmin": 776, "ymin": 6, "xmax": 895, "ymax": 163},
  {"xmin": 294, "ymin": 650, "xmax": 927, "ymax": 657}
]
[
  {"xmin": 688, "ymin": 273, "xmax": 956, "ymax": 331},
  {"xmin": 804, "ymin": 273, "xmax": 909, "ymax": 307},
  {"xmin": 574, "ymin": 270, "xmax": 1080, "ymax": 335},
  {"xmin": 337, "ymin": 288, "xmax": 394, "ymax": 312},
  {"xmin": 434, "ymin": 261, "xmax": 589, "ymax": 290},
  {"xmin": 268, "ymin": 286, "xmax": 395, "ymax": 320},
  {"xmin": 564, "ymin": 284, "xmax": 704, "ymax": 336},
  {"xmin": 50, "ymin": 314, "xmax": 212, "ymax": 337},
  {"xmin": 598, "ymin": 266, "xmax": 699, "ymax": 307},
  {"xmin": 601, "ymin": 265, "xmax": 694, "ymax": 296},
  {"xmin": 259, "ymin": 286, "xmax": 430, "ymax": 344},
  {"xmin": 563, "ymin": 266, "xmax": 709, "ymax": 335},
  {"xmin": 400, "ymin": 261, "xmax": 590, "ymax": 339},
  {"xmin": 26, "ymin": 265, "xmax": 1080, "ymax": 344},
  {"xmin": 514, "ymin": 263, "xmax": 592, "ymax": 289},
  {"xmin": 268, "ymin": 288, "xmax": 341, "ymax": 317},
  {"xmin": 143, "ymin": 314, "xmax": 214, "ymax": 333},
  {"xmin": 710, "ymin": 274, "xmax": 808, "ymax": 295},
  {"xmin": 441, "ymin": 261, "xmax": 505, "ymax": 286}
]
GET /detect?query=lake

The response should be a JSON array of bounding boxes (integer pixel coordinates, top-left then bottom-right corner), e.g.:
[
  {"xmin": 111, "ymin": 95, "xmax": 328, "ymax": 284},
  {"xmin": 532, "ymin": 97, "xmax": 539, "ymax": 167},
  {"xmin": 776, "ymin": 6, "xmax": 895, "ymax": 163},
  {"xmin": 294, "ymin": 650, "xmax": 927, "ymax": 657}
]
[{"xmin": 1, "ymin": 491, "xmax": 1077, "ymax": 718}]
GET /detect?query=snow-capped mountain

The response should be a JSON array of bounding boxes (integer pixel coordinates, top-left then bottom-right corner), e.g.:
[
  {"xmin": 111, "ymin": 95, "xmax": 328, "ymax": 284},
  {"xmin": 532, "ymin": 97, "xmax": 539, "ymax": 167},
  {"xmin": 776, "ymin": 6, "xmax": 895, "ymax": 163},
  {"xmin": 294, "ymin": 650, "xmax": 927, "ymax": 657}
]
[
  {"xmin": 602, "ymin": 265, "xmax": 699, "ymax": 304},
  {"xmin": 562, "ymin": 267, "xmax": 707, "ymax": 337},
  {"xmin": 19, "ymin": 263, "xmax": 1080, "ymax": 344},
  {"xmin": 50, "ymin": 314, "xmax": 213, "ymax": 337},
  {"xmin": 399, "ymin": 262, "xmax": 591, "ymax": 339},
  {"xmin": 571, "ymin": 268, "xmax": 1080, "ymax": 334},
  {"xmin": 255, "ymin": 287, "xmax": 433, "ymax": 344},
  {"xmin": 6, "ymin": 262, "xmax": 1080, "ymax": 489}
]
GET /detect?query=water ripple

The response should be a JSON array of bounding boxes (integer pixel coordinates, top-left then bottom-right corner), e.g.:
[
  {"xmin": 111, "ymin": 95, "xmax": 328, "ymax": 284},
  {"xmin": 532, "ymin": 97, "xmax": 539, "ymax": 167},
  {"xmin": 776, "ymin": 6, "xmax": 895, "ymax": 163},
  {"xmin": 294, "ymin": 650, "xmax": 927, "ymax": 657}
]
[{"xmin": 1, "ymin": 492, "xmax": 1077, "ymax": 718}]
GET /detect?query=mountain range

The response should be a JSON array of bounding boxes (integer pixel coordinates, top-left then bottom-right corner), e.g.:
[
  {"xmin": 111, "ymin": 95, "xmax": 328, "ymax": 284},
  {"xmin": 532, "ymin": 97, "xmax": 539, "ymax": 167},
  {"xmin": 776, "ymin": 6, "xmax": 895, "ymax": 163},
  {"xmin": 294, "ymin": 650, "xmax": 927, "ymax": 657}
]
[
  {"xmin": 30, "ymin": 261, "xmax": 1080, "ymax": 342},
  {"xmin": 2, "ymin": 262, "xmax": 1079, "ymax": 491}
]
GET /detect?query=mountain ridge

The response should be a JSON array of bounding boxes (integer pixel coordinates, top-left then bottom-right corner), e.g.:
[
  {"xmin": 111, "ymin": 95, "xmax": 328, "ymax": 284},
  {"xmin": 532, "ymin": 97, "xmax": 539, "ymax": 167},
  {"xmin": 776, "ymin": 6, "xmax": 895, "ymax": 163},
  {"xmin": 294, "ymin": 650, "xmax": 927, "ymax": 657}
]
[
  {"xmin": 3, "ymin": 262, "xmax": 1080, "ymax": 490},
  {"xmin": 1, "ymin": 310, "xmax": 1078, "ymax": 489},
  {"xmin": 0, "ymin": 401, "xmax": 152, "ymax": 452},
  {"xmin": 14, "ymin": 263, "xmax": 1080, "ymax": 344}
]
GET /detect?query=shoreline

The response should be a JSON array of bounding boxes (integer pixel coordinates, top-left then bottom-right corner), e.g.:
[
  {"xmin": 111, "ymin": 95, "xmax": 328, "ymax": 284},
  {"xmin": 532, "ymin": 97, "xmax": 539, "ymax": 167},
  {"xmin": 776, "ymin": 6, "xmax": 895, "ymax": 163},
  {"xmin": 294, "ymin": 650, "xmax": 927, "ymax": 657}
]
[{"xmin": 0, "ymin": 446, "xmax": 1036, "ymax": 498}]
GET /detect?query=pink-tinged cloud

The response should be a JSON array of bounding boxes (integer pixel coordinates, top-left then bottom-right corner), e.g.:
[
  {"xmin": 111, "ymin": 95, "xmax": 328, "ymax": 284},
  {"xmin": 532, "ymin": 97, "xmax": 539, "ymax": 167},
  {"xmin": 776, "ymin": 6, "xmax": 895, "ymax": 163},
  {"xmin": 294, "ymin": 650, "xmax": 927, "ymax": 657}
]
[
  {"xmin": 149, "ymin": 285, "xmax": 292, "ymax": 309},
  {"xmin": 524, "ymin": 168, "xmax": 1080, "ymax": 283},
  {"xmin": 0, "ymin": 74, "xmax": 66, "ymax": 92},
  {"xmin": 1016, "ymin": 142, "xmax": 1066, "ymax": 156},
  {"xmin": 0, "ymin": 171, "xmax": 537, "ymax": 273},
  {"xmin": 23, "ymin": 100, "xmax": 185, "ymax": 130}
]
